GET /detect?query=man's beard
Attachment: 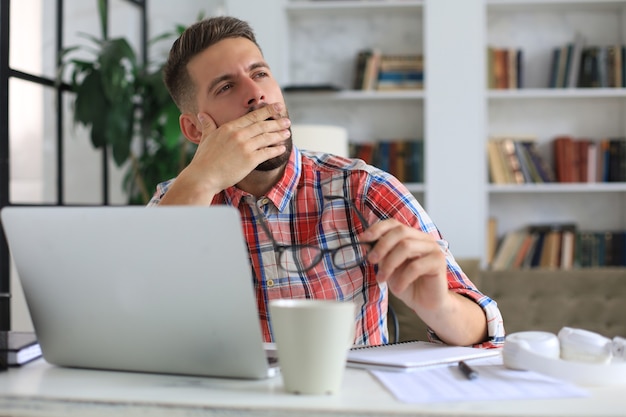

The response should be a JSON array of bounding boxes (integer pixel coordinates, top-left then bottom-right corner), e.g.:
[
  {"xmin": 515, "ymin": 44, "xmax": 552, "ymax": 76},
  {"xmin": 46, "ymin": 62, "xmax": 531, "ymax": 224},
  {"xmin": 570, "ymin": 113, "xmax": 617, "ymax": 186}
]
[{"xmin": 254, "ymin": 131, "xmax": 293, "ymax": 172}]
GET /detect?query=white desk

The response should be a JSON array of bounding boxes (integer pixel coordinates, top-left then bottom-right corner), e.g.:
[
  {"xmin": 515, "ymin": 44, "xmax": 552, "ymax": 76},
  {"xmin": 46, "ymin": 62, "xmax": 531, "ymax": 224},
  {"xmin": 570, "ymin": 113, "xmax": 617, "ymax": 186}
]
[{"xmin": 0, "ymin": 359, "xmax": 624, "ymax": 417}]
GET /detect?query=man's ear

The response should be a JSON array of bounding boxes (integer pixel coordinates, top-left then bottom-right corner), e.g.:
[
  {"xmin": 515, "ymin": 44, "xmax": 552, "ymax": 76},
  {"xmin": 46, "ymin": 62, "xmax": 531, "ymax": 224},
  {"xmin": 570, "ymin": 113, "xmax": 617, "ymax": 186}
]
[{"xmin": 180, "ymin": 113, "xmax": 208, "ymax": 144}]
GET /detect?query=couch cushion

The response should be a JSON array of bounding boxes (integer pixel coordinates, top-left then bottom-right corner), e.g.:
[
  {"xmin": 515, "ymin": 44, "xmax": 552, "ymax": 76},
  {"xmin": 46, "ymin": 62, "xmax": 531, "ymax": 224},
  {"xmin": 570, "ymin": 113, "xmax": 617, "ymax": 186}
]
[
  {"xmin": 480, "ymin": 268, "xmax": 626, "ymax": 337},
  {"xmin": 388, "ymin": 262, "xmax": 626, "ymax": 343}
]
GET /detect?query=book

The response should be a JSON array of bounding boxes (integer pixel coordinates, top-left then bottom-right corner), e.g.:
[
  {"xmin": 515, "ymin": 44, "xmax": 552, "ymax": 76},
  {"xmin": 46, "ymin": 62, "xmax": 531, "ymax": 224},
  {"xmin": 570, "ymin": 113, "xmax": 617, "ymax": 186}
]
[
  {"xmin": 539, "ymin": 227, "xmax": 563, "ymax": 269},
  {"xmin": 376, "ymin": 54, "xmax": 424, "ymax": 91},
  {"xmin": 553, "ymin": 136, "xmax": 576, "ymax": 182},
  {"xmin": 491, "ymin": 229, "xmax": 526, "ymax": 270},
  {"xmin": 527, "ymin": 225, "xmax": 551, "ymax": 268},
  {"xmin": 493, "ymin": 48, "xmax": 508, "ymax": 89},
  {"xmin": 487, "ymin": 140, "xmax": 509, "ymax": 184},
  {"xmin": 346, "ymin": 340, "xmax": 500, "ymax": 372},
  {"xmin": 0, "ymin": 331, "xmax": 42, "ymax": 367},
  {"xmin": 510, "ymin": 231, "xmax": 536, "ymax": 269},
  {"xmin": 361, "ymin": 49, "xmax": 381, "ymax": 90},
  {"xmin": 521, "ymin": 141, "xmax": 556, "ymax": 182},
  {"xmin": 353, "ymin": 49, "xmax": 372, "ymax": 90},
  {"xmin": 486, "ymin": 217, "xmax": 498, "ymax": 267},
  {"xmin": 499, "ymin": 138, "xmax": 525, "ymax": 184},
  {"xmin": 406, "ymin": 140, "xmax": 424, "ymax": 183},
  {"xmin": 567, "ymin": 33, "xmax": 586, "ymax": 88},
  {"xmin": 513, "ymin": 140, "xmax": 534, "ymax": 183},
  {"xmin": 548, "ymin": 47, "xmax": 560, "ymax": 88},
  {"xmin": 560, "ymin": 225, "xmax": 577, "ymax": 270}
]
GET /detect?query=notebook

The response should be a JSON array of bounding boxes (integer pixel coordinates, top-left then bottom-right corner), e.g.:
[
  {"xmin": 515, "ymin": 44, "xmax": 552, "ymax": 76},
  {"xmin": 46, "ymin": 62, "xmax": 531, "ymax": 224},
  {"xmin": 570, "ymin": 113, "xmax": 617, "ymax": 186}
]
[
  {"xmin": 347, "ymin": 340, "xmax": 501, "ymax": 372},
  {"xmin": 0, "ymin": 331, "xmax": 42, "ymax": 366},
  {"xmin": 0, "ymin": 205, "xmax": 278, "ymax": 379}
]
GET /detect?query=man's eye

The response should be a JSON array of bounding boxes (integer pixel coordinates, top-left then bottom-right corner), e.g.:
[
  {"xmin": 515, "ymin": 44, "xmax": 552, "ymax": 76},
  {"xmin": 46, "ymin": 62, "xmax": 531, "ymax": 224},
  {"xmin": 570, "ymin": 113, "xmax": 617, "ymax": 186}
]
[
  {"xmin": 254, "ymin": 71, "xmax": 268, "ymax": 79},
  {"xmin": 217, "ymin": 84, "xmax": 232, "ymax": 94}
]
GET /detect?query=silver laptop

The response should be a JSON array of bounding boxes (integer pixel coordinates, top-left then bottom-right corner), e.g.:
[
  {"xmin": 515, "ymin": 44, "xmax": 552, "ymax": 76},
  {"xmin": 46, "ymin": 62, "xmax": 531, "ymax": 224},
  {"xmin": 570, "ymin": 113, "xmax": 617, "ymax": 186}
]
[{"xmin": 0, "ymin": 205, "xmax": 278, "ymax": 379}]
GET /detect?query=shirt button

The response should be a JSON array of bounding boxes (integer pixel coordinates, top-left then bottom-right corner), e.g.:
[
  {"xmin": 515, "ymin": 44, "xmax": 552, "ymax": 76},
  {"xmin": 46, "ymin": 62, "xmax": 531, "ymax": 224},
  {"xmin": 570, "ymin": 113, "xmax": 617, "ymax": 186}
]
[
  {"xmin": 266, "ymin": 279, "xmax": 275, "ymax": 287},
  {"xmin": 260, "ymin": 197, "xmax": 269, "ymax": 205}
]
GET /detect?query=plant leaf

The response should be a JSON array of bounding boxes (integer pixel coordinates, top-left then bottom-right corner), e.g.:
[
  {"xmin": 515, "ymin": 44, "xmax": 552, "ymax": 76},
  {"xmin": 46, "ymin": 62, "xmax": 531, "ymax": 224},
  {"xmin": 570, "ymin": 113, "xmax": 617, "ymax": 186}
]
[
  {"xmin": 161, "ymin": 101, "xmax": 183, "ymax": 149},
  {"xmin": 98, "ymin": 38, "xmax": 137, "ymax": 103},
  {"xmin": 100, "ymin": 38, "xmax": 136, "ymax": 66},
  {"xmin": 148, "ymin": 31, "xmax": 176, "ymax": 45},
  {"xmin": 106, "ymin": 103, "xmax": 135, "ymax": 166},
  {"xmin": 77, "ymin": 31, "xmax": 104, "ymax": 44},
  {"xmin": 73, "ymin": 71, "xmax": 105, "ymax": 127},
  {"xmin": 98, "ymin": 0, "xmax": 108, "ymax": 39}
]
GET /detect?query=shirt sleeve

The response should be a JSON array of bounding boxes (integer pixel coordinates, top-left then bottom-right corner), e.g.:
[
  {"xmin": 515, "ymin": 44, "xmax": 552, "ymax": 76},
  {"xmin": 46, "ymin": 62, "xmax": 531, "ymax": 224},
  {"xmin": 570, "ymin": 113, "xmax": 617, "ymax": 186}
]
[
  {"xmin": 146, "ymin": 179, "xmax": 174, "ymax": 207},
  {"xmin": 363, "ymin": 171, "xmax": 506, "ymax": 349}
]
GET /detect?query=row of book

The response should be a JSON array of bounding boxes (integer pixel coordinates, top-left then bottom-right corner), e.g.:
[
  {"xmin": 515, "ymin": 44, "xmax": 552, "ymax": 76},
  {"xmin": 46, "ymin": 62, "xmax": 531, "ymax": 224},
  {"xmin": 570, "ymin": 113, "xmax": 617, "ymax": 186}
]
[
  {"xmin": 349, "ymin": 140, "xmax": 424, "ymax": 183},
  {"xmin": 487, "ymin": 47, "xmax": 523, "ymax": 90},
  {"xmin": 488, "ymin": 37, "xmax": 626, "ymax": 89},
  {"xmin": 549, "ymin": 37, "xmax": 625, "ymax": 89},
  {"xmin": 488, "ymin": 136, "xmax": 626, "ymax": 184},
  {"xmin": 487, "ymin": 138, "xmax": 554, "ymax": 184},
  {"xmin": 353, "ymin": 49, "xmax": 424, "ymax": 91},
  {"xmin": 490, "ymin": 223, "xmax": 626, "ymax": 270},
  {"xmin": 553, "ymin": 136, "xmax": 626, "ymax": 183}
]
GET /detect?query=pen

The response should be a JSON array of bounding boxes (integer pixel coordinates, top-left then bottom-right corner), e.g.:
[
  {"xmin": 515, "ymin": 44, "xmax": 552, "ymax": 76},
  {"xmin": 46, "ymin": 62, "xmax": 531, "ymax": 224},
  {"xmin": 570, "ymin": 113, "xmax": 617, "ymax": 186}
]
[{"xmin": 458, "ymin": 360, "xmax": 478, "ymax": 380}]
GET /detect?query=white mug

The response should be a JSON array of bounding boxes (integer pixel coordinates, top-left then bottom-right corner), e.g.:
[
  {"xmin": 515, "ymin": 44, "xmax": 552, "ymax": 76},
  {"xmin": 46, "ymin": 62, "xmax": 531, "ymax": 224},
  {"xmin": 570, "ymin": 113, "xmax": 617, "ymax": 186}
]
[{"xmin": 269, "ymin": 299, "xmax": 355, "ymax": 395}]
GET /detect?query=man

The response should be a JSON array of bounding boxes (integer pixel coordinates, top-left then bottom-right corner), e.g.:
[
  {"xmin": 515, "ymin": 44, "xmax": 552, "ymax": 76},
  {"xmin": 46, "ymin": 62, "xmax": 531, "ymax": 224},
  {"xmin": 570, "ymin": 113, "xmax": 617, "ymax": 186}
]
[{"xmin": 149, "ymin": 16, "xmax": 504, "ymax": 348}]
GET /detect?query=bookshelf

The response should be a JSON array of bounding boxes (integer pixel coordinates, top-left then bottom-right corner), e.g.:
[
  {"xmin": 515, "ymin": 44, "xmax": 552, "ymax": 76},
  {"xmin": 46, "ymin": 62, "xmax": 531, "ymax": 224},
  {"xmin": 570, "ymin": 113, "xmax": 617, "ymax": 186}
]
[
  {"xmin": 282, "ymin": 0, "xmax": 425, "ymax": 195},
  {"xmin": 486, "ymin": 0, "xmax": 626, "ymax": 268},
  {"xmin": 227, "ymin": 0, "xmax": 487, "ymax": 260},
  {"xmin": 282, "ymin": 0, "xmax": 424, "ymax": 157},
  {"xmin": 224, "ymin": 1, "xmax": 626, "ymax": 267}
]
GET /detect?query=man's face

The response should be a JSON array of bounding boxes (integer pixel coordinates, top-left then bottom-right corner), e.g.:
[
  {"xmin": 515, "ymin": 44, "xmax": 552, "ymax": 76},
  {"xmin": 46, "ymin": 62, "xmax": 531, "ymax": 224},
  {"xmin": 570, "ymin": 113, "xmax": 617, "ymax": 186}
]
[{"xmin": 186, "ymin": 37, "xmax": 292, "ymax": 170}]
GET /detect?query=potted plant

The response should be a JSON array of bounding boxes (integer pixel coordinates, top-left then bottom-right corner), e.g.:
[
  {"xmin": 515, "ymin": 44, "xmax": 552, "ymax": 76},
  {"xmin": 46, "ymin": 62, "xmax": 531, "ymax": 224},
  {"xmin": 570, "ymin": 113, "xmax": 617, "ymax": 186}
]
[{"xmin": 59, "ymin": 0, "xmax": 198, "ymax": 204}]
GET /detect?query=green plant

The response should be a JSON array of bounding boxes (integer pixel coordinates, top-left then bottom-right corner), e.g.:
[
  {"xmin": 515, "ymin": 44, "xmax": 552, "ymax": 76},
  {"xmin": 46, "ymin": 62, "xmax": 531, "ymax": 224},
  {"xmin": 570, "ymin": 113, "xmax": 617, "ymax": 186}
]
[{"xmin": 59, "ymin": 0, "xmax": 198, "ymax": 204}]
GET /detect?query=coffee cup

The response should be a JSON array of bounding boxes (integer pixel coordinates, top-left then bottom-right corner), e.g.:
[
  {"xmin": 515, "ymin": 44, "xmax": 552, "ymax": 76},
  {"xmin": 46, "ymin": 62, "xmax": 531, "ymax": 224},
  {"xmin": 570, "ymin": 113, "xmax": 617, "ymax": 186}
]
[{"xmin": 269, "ymin": 299, "xmax": 355, "ymax": 395}]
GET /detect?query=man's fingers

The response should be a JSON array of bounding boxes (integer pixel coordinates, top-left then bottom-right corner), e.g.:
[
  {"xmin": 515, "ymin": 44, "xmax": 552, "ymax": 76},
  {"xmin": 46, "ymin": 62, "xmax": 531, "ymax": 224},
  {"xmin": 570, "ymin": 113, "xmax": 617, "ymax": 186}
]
[
  {"xmin": 237, "ymin": 103, "xmax": 285, "ymax": 128},
  {"xmin": 197, "ymin": 112, "xmax": 217, "ymax": 137}
]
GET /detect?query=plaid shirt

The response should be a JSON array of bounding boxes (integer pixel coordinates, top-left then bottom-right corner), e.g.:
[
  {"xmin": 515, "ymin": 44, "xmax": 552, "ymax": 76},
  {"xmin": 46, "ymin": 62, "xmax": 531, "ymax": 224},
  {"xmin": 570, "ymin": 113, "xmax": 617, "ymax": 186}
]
[{"xmin": 149, "ymin": 147, "xmax": 505, "ymax": 348}]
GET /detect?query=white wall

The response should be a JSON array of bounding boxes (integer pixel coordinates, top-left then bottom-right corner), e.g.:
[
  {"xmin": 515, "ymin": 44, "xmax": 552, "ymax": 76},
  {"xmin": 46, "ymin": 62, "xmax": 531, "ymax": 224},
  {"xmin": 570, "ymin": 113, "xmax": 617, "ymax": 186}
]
[
  {"xmin": 424, "ymin": 0, "xmax": 487, "ymax": 260},
  {"xmin": 224, "ymin": 0, "xmax": 288, "ymax": 85}
]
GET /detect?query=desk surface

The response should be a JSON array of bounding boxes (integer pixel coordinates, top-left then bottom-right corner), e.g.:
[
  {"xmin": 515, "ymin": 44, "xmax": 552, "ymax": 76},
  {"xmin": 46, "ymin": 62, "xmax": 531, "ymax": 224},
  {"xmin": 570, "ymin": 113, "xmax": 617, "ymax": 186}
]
[{"xmin": 0, "ymin": 359, "xmax": 625, "ymax": 417}]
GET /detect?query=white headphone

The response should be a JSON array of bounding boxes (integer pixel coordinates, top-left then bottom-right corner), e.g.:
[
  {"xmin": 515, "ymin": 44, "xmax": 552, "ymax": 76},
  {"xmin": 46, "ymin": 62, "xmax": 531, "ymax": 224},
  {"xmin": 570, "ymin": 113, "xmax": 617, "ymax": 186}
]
[{"xmin": 502, "ymin": 327, "xmax": 626, "ymax": 386}]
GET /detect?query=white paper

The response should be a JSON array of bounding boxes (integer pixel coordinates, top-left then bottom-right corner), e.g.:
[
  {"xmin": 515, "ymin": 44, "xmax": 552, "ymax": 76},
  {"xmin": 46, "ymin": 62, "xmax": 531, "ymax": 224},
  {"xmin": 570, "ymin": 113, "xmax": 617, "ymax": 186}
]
[{"xmin": 371, "ymin": 360, "xmax": 589, "ymax": 403}]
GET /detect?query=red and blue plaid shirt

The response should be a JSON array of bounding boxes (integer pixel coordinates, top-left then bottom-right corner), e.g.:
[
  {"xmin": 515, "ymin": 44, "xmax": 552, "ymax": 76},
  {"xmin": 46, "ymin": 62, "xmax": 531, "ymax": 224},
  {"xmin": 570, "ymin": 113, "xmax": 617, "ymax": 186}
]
[{"xmin": 149, "ymin": 147, "xmax": 505, "ymax": 348}]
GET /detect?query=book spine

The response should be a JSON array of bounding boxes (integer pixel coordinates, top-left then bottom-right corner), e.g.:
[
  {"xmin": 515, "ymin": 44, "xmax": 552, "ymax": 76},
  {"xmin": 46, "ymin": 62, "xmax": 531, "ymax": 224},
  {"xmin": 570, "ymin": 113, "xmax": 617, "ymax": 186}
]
[{"xmin": 0, "ymin": 333, "xmax": 6, "ymax": 370}]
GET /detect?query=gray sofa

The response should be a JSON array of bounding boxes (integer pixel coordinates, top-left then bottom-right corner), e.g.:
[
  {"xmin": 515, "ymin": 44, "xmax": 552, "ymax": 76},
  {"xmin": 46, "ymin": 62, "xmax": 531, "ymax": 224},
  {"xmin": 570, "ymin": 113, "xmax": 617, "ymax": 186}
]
[{"xmin": 389, "ymin": 260, "xmax": 626, "ymax": 342}]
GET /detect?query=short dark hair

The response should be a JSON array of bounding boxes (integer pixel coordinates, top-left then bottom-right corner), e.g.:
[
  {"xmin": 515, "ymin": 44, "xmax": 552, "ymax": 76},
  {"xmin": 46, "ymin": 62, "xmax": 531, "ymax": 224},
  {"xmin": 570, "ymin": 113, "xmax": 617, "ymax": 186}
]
[{"xmin": 163, "ymin": 16, "xmax": 260, "ymax": 112}]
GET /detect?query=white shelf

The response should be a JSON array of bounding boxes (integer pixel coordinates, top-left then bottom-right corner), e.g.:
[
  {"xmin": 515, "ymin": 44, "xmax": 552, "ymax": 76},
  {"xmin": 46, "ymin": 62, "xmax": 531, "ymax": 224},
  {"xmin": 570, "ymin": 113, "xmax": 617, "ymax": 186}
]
[
  {"xmin": 286, "ymin": 0, "xmax": 424, "ymax": 12},
  {"xmin": 404, "ymin": 183, "xmax": 425, "ymax": 193},
  {"xmin": 488, "ymin": 183, "xmax": 626, "ymax": 193},
  {"xmin": 488, "ymin": 88, "xmax": 626, "ymax": 100},
  {"xmin": 284, "ymin": 90, "xmax": 425, "ymax": 101},
  {"xmin": 487, "ymin": 0, "xmax": 626, "ymax": 11}
]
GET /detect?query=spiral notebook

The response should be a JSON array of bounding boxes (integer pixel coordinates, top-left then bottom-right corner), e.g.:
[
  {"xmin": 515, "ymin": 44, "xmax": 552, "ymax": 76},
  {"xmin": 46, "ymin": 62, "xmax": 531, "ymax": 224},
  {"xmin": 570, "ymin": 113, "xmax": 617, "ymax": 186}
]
[{"xmin": 347, "ymin": 341, "xmax": 501, "ymax": 372}]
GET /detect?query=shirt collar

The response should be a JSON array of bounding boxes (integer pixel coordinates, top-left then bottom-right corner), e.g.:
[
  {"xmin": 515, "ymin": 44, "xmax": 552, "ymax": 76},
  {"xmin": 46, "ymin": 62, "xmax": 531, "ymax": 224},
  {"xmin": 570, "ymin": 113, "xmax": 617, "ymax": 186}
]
[{"xmin": 220, "ymin": 146, "xmax": 302, "ymax": 212}]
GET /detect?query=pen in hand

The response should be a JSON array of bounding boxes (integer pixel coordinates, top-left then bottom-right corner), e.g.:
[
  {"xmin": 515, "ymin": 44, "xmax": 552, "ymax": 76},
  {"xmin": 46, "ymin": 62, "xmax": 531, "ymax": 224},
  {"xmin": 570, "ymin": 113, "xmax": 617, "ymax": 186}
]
[{"xmin": 458, "ymin": 360, "xmax": 478, "ymax": 380}]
